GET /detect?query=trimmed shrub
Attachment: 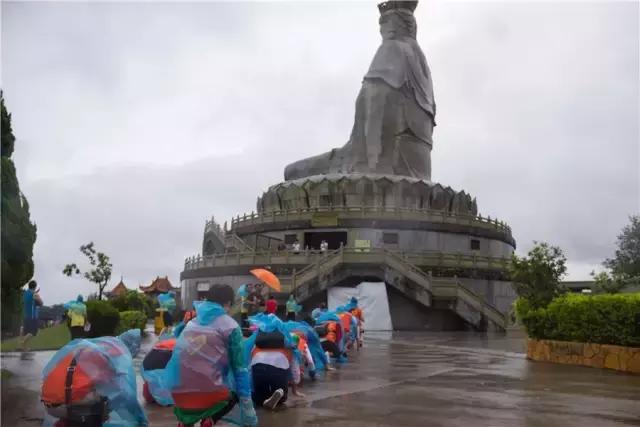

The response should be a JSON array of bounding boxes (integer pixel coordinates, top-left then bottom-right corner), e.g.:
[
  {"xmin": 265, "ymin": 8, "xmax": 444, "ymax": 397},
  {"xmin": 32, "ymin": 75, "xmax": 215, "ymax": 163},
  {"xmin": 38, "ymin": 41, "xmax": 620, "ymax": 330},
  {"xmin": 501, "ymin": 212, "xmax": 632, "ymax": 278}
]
[
  {"xmin": 517, "ymin": 293, "xmax": 640, "ymax": 347},
  {"xmin": 116, "ymin": 310, "xmax": 147, "ymax": 335},
  {"xmin": 110, "ymin": 291, "xmax": 155, "ymax": 319},
  {"xmin": 86, "ymin": 300, "xmax": 120, "ymax": 337}
]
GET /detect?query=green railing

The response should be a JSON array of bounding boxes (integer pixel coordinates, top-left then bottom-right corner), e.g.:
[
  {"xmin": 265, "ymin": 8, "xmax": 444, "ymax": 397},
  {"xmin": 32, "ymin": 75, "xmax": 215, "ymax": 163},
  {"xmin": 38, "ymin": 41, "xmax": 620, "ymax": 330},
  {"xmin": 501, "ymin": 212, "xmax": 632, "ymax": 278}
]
[{"xmin": 228, "ymin": 206, "xmax": 512, "ymax": 236}]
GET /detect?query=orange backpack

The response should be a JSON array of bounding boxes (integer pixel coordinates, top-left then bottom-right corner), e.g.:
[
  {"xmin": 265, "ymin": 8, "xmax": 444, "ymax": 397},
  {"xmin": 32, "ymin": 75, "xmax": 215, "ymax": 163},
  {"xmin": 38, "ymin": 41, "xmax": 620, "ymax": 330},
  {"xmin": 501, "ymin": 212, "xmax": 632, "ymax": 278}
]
[{"xmin": 42, "ymin": 350, "xmax": 113, "ymax": 406}]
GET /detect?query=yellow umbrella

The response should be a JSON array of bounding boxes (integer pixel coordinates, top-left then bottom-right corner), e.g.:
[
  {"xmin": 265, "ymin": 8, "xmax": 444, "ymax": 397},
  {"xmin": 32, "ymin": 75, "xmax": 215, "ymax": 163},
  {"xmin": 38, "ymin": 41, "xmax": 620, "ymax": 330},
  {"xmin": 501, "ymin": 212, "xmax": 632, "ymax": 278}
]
[{"xmin": 250, "ymin": 268, "xmax": 281, "ymax": 292}]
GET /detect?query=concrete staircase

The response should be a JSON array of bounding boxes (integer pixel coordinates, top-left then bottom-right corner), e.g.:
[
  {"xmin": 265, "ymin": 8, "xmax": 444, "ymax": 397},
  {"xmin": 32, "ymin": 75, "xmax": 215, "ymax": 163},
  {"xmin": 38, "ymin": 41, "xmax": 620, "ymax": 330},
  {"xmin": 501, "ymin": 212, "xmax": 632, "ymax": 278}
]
[
  {"xmin": 225, "ymin": 232, "xmax": 254, "ymax": 252},
  {"xmin": 289, "ymin": 247, "xmax": 506, "ymax": 331}
]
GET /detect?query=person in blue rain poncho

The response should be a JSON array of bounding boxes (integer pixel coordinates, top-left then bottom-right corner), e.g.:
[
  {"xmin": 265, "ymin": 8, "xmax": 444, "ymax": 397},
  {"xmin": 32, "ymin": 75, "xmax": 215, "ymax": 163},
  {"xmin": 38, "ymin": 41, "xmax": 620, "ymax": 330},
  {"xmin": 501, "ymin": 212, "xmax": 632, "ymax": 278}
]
[
  {"xmin": 40, "ymin": 329, "xmax": 147, "ymax": 427},
  {"xmin": 316, "ymin": 311, "xmax": 348, "ymax": 364},
  {"xmin": 156, "ymin": 292, "xmax": 177, "ymax": 336},
  {"xmin": 166, "ymin": 284, "xmax": 257, "ymax": 427},
  {"xmin": 336, "ymin": 305, "xmax": 359, "ymax": 350},
  {"xmin": 141, "ymin": 333, "xmax": 176, "ymax": 407},
  {"xmin": 243, "ymin": 313, "xmax": 302, "ymax": 410},
  {"xmin": 63, "ymin": 295, "xmax": 87, "ymax": 339},
  {"xmin": 284, "ymin": 320, "xmax": 328, "ymax": 378}
]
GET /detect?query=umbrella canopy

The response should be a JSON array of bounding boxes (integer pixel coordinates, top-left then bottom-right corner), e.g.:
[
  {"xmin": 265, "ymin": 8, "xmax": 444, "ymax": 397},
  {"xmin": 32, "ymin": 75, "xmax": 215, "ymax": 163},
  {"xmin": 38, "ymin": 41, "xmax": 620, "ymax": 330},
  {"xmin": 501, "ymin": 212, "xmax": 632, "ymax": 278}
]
[{"xmin": 250, "ymin": 268, "xmax": 281, "ymax": 292}]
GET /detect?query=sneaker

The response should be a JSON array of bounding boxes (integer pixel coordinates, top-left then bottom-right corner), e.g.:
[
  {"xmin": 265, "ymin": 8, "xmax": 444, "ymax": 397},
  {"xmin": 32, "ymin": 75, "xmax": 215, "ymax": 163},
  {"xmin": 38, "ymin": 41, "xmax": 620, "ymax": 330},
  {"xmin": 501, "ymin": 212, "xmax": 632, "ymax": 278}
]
[{"xmin": 263, "ymin": 388, "xmax": 284, "ymax": 410}]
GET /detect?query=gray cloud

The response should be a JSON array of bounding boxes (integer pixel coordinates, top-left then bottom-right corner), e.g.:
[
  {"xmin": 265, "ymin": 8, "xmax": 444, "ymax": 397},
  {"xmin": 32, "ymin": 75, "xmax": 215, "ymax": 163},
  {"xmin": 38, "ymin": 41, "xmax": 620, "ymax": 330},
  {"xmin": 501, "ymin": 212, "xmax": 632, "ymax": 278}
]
[{"xmin": 2, "ymin": 1, "xmax": 638, "ymax": 304}]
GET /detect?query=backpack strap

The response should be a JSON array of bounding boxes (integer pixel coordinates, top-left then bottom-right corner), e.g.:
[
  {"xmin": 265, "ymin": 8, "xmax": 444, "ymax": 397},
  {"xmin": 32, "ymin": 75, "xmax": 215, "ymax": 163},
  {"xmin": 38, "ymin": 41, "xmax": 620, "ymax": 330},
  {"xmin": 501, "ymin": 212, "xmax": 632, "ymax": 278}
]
[{"xmin": 65, "ymin": 356, "xmax": 78, "ymax": 419}]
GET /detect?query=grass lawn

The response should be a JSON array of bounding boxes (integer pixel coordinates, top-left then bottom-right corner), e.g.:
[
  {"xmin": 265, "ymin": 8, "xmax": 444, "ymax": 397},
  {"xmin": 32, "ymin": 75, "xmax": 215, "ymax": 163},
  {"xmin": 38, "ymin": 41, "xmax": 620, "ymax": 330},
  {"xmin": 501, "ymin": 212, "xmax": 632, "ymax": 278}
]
[
  {"xmin": 1, "ymin": 369, "xmax": 12, "ymax": 380},
  {"xmin": 0, "ymin": 324, "xmax": 70, "ymax": 352}
]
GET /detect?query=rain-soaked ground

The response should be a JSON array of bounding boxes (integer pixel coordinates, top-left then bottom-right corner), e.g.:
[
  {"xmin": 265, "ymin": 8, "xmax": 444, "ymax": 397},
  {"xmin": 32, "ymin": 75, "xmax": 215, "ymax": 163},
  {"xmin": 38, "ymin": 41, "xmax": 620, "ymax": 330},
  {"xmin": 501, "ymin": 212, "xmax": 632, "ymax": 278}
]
[{"xmin": 2, "ymin": 331, "xmax": 639, "ymax": 426}]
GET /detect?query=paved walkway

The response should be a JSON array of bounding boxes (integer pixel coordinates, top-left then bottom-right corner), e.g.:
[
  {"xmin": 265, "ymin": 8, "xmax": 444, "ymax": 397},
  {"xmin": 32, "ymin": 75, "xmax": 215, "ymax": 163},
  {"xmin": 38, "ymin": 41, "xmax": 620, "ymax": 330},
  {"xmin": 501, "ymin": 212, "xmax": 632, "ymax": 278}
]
[{"xmin": 2, "ymin": 332, "xmax": 639, "ymax": 426}]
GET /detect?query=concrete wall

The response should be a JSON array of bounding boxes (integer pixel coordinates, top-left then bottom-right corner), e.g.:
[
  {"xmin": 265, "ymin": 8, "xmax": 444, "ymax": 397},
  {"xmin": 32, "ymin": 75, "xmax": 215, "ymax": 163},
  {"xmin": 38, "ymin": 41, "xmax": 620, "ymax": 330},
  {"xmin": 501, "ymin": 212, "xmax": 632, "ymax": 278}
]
[
  {"xmin": 458, "ymin": 278, "xmax": 517, "ymax": 314},
  {"xmin": 387, "ymin": 286, "xmax": 469, "ymax": 331}
]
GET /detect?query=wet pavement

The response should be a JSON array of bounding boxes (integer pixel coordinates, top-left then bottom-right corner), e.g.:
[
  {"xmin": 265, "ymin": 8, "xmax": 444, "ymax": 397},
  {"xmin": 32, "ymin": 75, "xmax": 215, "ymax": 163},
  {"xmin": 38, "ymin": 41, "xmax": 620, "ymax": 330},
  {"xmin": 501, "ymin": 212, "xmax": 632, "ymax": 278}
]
[{"xmin": 2, "ymin": 331, "xmax": 639, "ymax": 426}]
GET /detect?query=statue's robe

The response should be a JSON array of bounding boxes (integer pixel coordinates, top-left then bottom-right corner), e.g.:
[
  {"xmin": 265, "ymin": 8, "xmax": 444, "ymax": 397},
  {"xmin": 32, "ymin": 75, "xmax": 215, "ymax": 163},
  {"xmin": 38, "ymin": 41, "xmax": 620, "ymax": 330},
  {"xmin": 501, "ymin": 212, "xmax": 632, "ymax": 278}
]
[{"xmin": 284, "ymin": 11, "xmax": 436, "ymax": 181}]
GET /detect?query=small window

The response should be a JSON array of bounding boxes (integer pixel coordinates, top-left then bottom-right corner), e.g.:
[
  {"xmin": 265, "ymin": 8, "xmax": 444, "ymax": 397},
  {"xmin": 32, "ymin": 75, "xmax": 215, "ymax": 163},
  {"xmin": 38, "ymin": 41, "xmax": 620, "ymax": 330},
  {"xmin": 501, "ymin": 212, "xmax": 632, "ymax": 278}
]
[
  {"xmin": 470, "ymin": 239, "xmax": 480, "ymax": 250},
  {"xmin": 383, "ymin": 233, "xmax": 399, "ymax": 244},
  {"xmin": 284, "ymin": 234, "xmax": 298, "ymax": 244}
]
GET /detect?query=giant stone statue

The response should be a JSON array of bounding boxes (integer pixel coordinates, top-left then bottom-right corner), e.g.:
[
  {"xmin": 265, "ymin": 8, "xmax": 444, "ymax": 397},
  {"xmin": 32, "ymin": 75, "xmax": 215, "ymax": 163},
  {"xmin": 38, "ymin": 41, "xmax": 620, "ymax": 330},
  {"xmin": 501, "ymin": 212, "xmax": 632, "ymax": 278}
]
[{"xmin": 284, "ymin": 0, "xmax": 436, "ymax": 181}]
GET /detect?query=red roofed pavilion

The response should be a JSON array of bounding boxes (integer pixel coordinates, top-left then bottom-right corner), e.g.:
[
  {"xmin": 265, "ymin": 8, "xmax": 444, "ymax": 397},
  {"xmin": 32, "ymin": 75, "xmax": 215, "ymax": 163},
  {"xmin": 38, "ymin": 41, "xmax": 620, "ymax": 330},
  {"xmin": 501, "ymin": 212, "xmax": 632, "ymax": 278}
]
[
  {"xmin": 140, "ymin": 276, "xmax": 179, "ymax": 298},
  {"xmin": 106, "ymin": 278, "xmax": 129, "ymax": 299}
]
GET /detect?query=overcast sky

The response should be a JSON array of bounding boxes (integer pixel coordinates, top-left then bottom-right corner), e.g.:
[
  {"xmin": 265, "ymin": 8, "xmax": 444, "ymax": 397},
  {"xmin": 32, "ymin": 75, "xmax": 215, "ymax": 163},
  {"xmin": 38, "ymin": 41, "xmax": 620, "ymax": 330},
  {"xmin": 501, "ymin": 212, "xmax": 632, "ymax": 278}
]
[{"xmin": 2, "ymin": 1, "xmax": 638, "ymax": 305}]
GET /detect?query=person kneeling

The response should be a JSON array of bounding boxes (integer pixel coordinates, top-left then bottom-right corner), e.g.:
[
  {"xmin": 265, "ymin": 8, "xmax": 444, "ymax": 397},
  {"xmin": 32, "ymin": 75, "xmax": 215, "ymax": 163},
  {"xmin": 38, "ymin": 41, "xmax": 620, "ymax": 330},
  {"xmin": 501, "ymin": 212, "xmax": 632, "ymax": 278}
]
[
  {"xmin": 250, "ymin": 329, "xmax": 301, "ymax": 410},
  {"xmin": 167, "ymin": 284, "xmax": 257, "ymax": 427},
  {"xmin": 41, "ymin": 329, "xmax": 147, "ymax": 427}
]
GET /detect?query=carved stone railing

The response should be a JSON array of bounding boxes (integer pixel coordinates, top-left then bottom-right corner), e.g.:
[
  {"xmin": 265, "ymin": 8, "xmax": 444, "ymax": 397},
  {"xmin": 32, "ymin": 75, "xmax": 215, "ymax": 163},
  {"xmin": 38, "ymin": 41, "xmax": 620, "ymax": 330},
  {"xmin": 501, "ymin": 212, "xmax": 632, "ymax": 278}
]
[
  {"xmin": 229, "ymin": 206, "xmax": 512, "ymax": 237},
  {"xmin": 431, "ymin": 278, "xmax": 506, "ymax": 330},
  {"xmin": 204, "ymin": 216, "xmax": 226, "ymax": 242},
  {"xmin": 183, "ymin": 247, "xmax": 510, "ymax": 273},
  {"xmin": 286, "ymin": 247, "xmax": 505, "ymax": 330}
]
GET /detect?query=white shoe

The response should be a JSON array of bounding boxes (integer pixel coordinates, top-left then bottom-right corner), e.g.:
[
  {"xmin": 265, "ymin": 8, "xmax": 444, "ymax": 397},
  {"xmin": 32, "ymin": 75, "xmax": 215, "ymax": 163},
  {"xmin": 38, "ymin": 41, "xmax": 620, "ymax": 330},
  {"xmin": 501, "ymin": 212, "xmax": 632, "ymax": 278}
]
[{"xmin": 263, "ymin": 388, "xmax": 284, "ymax": 410}]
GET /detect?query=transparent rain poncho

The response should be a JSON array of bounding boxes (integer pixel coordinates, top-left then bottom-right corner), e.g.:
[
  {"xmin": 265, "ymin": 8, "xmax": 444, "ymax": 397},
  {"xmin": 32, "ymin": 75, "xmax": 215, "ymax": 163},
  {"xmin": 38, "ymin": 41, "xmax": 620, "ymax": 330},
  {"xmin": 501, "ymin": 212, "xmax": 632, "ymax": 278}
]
[
  {"xmin": 335, "ymin": 305, "xmax": 359, "ymax": 342},
  {"xmin": 243, "ymin": 314, "xmax": 301, "ymax": 378},
  {"xmin": 157, "ymin": 293, "xmax": 177, "ymax": 312},
  {"xmin": 63, "ymin": 298, "xmax": 87, "ymax": 327},
  {"xmin": 41, "ymin": 329, "xmax": 147, "ymax": 426},
  {"xmin": 316, "ymin": 311, "xmax": 347, "ymax": 361},
  {"xmin": 165, "ymin": 301, "xmax": 256, "ymax": 426},
  {"xmin": 284, "ymin": 320, "xmax": 327, "ymax": 371},
  {"xmin": 140, "ymin": 335, "xmax": 175, "ymax": 406},
  {"xmin": 63, "ymin": 299, "xmax": 87, "ymax": 316}
]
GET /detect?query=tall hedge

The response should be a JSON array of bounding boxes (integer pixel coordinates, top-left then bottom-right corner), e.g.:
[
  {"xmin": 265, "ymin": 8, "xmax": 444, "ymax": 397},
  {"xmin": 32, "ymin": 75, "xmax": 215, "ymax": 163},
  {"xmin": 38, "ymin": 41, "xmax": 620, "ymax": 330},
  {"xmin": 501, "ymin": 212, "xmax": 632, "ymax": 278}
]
[
  {"xmin": 86, "ymin": 300, "xmax": 119, "ymax": 338},
  {"xmin": 116, "ymin": 310, "xmax": 147, "ymax": 335},
  {"xmin": 1, "ymin": 94, "xmax": 37, "ymax": 334},
  {"xmin": 516, "ymin": 293, "xmax": 640, "ymax": 347}
]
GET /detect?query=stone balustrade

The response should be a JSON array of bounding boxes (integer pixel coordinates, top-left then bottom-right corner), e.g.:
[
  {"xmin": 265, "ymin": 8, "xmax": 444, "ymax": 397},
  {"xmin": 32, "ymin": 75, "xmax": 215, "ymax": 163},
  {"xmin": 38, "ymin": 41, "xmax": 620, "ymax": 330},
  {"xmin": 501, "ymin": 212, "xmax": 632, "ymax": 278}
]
[
  {"xmin": 227, "ymin": 205, "xmax": 512, "ymax": 236},
  {"xmin": 183, "ymin": 247, "xmax": 511, "ymax": 273}
]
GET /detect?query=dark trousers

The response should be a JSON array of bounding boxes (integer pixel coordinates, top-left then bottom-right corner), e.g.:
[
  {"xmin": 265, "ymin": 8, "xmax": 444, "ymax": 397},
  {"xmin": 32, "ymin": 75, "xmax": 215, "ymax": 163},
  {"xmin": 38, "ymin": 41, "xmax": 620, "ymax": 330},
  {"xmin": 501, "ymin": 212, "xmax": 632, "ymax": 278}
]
[
  {"xmin": 321, "ymin": 340, "xmax": 340, "ymax": 358},
  {"xmin": 251, "ymin": 364, "xmax": 288, "ymax": 406},
  {"xmin": 70, "ymin": 326, "xmax": 85, "ymax": 340},
  {"xmin": 240, "ymin": 312, "xmax": 249, "ymax": 328},
  {"xmin": 286, "ymin": 312, "xmax": 296, "ymax": 321}
]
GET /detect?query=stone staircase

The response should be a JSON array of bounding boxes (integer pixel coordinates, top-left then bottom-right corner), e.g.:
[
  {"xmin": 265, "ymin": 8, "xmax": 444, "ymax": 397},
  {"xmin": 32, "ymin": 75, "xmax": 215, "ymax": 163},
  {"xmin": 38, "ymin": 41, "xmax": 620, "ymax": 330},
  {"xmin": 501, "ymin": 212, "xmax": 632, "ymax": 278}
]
[
  {"xmin": 204, "ymin": 217, "xmax": 254, "ymax": 253},
  {"xmin": 289, "ymin": 247, "xmax": 506, "ymax": 331},
  {"xmin": 225, "ymin": 232, "xmax": 254, "ymax": 252}
]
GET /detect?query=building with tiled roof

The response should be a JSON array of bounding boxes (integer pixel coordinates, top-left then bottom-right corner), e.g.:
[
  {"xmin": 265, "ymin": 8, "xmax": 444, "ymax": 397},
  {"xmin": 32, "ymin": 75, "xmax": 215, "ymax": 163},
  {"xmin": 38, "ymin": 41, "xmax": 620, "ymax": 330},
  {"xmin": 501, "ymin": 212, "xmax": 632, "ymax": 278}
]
[
  {"xmin": 106, "ymin": 278, "xmax": 129, "ymax": 298},
  {"xmin": 139, "ymin": 276, "xmax": 179, "ymax": 297}
]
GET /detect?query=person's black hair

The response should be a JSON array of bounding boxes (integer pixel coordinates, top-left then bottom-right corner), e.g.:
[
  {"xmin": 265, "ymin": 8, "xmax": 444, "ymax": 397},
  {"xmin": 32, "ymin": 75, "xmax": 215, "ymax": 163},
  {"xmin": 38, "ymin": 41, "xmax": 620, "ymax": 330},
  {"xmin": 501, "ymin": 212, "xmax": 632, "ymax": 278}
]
[
  {"xmin": 206, "ymin": 284, "xmax": 235, "ymax": 306},
  {"xmin": 28, "ymin": 280, "xmax": 37, "ymax": 290}
]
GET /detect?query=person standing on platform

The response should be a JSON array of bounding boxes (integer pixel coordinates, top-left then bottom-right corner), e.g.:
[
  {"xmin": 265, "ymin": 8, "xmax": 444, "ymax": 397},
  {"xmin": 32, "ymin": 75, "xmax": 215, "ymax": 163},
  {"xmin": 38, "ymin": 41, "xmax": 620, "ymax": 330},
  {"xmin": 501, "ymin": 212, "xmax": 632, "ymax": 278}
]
[
  {"xmin": 21, "ymin": 280, "xmax": 43, "ymax": 352},
  {"xmin": 286, "ymin": 294, "xmax": 298, "ymax": 321},
  {"xmin": 320, "ymin": 240, "xmax": 329, "ymax": 252}
]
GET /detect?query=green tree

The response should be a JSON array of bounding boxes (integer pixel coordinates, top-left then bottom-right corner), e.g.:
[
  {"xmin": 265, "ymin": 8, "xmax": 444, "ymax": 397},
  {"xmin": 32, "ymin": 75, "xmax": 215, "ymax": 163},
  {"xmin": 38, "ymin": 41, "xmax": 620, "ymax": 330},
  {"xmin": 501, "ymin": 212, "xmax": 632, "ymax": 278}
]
[
  {"xmin": 63, "ymin": 242, "xmax": 113, "ymax": 300},
  {"xmin": 591, "ymin": 271, "xmax": 639, "ymax": 294},
  {"xmin": 591, "ymin": 215, "xmax": 640, "ymax": 294},
  {"xmin": 604, "ymin": 215, "xmax": 640, "ymax": 277},
  {"xmin": 1, "ymin": 93, "xmax": 37, "ymax": 333},
  {"xmin": 510, "ymin": 241, "xmax": 567, "ymax": 308}
]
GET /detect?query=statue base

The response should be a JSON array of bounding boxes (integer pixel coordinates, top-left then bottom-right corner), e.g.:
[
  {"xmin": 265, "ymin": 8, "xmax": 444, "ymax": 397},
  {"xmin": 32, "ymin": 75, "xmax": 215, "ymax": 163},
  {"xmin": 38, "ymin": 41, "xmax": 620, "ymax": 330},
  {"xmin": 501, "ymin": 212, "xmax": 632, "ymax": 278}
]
[{"xmin": 257, "ymin": 173, "xmax": 477, "ymax": 215}]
